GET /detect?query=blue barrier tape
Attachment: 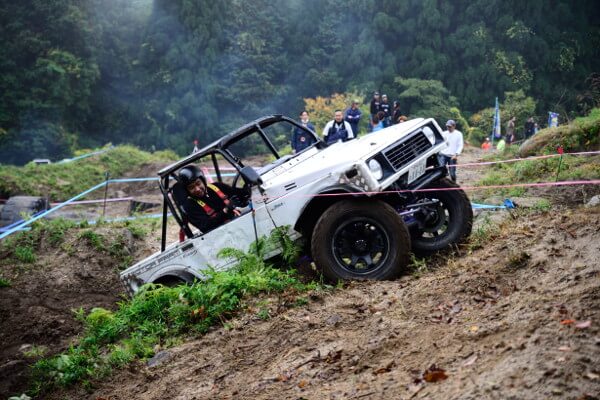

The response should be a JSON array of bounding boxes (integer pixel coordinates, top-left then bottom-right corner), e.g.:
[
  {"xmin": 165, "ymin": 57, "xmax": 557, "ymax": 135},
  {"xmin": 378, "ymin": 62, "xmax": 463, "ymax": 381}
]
[
  {"xmin": 57, "ymin": 147, "xmax": 114, "ymax": 164},
  {"xmin": 0, "ymin": 180, "xmax": 108, "ymax": 240},
  {"xmin": 471, "ymin": 203, "xmax": 507, "ymax": 209},
  {"xmin": 471, "ymin": 198, "xmax": 515, "ymax": 210}
]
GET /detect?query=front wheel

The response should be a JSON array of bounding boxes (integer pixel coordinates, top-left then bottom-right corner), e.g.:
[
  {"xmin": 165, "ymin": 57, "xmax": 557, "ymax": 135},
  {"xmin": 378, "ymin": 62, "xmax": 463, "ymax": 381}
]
[
  {"xmin": 409, "ymin": 178, "xmax": 473, "ymax": 255},
  {"xmin": 311, "ymin": 199, "xmax": 411, "ymax": 282}
]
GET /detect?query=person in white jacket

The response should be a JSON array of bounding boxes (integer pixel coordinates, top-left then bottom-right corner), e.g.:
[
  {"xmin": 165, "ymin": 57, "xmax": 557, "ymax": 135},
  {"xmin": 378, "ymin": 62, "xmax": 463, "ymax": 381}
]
[
  {"xmin": 322, "ymin": 110, "xmax": 354, "ymax": 145},
  {"xmin": 437, "ymin": 119, "xmax": 464, "ymax": 182}
]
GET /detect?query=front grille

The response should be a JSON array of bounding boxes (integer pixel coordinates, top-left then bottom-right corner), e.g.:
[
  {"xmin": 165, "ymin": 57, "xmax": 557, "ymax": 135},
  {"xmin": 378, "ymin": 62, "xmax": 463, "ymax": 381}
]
[{"xmin": 383, "ymin": 132, "xmax": 432, "ymax": 171}]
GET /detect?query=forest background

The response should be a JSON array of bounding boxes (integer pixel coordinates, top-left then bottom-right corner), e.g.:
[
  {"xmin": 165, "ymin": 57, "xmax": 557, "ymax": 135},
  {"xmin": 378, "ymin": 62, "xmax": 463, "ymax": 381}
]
[{"xmin": 1, "ymin": 0, "xmax": 599, "ymax": 165}]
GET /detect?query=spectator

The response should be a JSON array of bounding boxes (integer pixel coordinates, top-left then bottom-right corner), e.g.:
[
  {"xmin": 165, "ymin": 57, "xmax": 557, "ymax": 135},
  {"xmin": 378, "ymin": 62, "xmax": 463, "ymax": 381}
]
[
  {"xmin": 534, "ymin": 122, "xmax": 539, "ymax": 135},
  {"xmin": 322, "ymin": 110, "xmax": 354, "ymax": 144},
  {"xmin": 380, "ymin": 94, "xmax": 391, "ymax": 127},
  {"xmin": 481, "ymin": 137, "xmax": 491, "ymax": 151},
  {"xmin": 291, "ymin": 111, "xmax": 317, "ymax": 153},
  {"xmin": 370, "ymin": 112, "xmax": 384, "ymax": 132},
  {"xmin": 506, "ymin": 116, "xmax": 516, "ymax": 144},
  {"xmin": 344, "ymin": 100, "xmax": 362, "ymax": 136},
  {"xmin": 392, "ymin": 101, "xmax": 402, "ymax": 124},
  {"xmin": 524, "ymin": 117, "xmax": 535, "ymax": 139},
  {"xmin": 496, "ymin": 136, "xmax": 506, "ymax": 152},
  {"xmin": 192, "ymin": 139, "xmax": 199, "ymax": 154},
  {"xmin": 178, "ymin": 165, "xmax": 249, "ymax": 233},
  {"xmin": 368, "ymin": 91, "xmax": 381, "ymax": 132},
  {"xmin": 437, "ymin": 119, "xmax": 464, "ymax": 182},
  {"xmin": 398, "ymin": 115, "xmax": 408, "ymax": 123}
]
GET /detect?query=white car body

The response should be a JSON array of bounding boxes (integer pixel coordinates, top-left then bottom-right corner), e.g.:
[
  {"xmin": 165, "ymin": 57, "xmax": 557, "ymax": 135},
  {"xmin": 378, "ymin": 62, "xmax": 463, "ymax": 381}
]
[{"xmin": 121, "ymin": 115, "xmax": 450, "ymax": 294}]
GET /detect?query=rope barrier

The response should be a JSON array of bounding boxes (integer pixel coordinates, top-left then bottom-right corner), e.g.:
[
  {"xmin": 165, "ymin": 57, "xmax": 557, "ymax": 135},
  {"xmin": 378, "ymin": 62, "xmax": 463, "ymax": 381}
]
[
  {"xmin": 448, "ymin": 150, "xmax": 600, "ymax": 168},
  {"xmin": 1, "ymin": 151, "xmax": 598, "ymax": 240}
]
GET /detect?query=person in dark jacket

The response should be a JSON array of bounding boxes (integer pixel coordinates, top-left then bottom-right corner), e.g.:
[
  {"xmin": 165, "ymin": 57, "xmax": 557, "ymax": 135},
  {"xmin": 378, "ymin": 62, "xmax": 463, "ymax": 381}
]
[
  {"xmin": 524, "ymin": 117, "xmax": 535, "ymax": 139},
  {"xmin": 178, "ymin": 165, "xmax": 248, "ymax": 233},
  {"xmin": 392, "ymin": 100, "xmax": 402, "ymax": 124},
  {"xmin": 380, "ymin": 94, "xmax": 391, "ymax": 127},
  {"xmin": 291, "ymin": 111, "xmax": 317, "ymax": 153},
  {"xmin": 322, "ymin": 110, "xmax": 354, "ymax": 144},
  {"xmin": 344, "ymin": 100, "xmax": 362, "ymax": 136},
  {"xmin": 369, "ymin": 91, "xmax": 381, "ymax": 132}
]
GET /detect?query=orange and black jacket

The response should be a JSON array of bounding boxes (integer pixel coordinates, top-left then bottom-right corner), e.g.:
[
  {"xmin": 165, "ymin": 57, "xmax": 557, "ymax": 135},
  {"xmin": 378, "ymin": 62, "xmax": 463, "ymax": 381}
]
[{"xmin": 185, "ymin": 182, "xmax": 247, "ymax": 233}]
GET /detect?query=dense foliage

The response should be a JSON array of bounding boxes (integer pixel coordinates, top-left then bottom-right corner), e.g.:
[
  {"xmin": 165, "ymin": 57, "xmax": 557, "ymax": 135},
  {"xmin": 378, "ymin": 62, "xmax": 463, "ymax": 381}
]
[{"xmin": 1, "ymin": 0, "xmax": 599, "ymax": 164}]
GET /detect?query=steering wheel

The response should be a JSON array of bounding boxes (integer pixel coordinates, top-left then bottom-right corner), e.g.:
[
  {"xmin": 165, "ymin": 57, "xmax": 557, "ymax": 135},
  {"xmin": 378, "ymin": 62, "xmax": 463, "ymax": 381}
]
[{"xmin": 231, "ymin": 171, "xmax": 251, "ymax": 207}]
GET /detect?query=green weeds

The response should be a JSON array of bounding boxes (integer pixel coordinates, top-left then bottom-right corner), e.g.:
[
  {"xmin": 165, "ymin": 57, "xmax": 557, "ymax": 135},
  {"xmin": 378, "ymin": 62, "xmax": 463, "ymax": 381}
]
[
  {"xmin": 29, "ymin": 229, "xmax": 322, "ymax": 396},
  {"xmin": 78, "ymin": 230, "xmax": 105, "ymax": 250},
  {"xmin": 15, "ymin": 245, "xmax": 36, "ymax": 263},
  {"xmin": 469, "ymin": 214, "xmax": 500, "ymax": 251},
  {"xmin": 409, "ymin": 254, "xmax": 429, "ymax": 277}
]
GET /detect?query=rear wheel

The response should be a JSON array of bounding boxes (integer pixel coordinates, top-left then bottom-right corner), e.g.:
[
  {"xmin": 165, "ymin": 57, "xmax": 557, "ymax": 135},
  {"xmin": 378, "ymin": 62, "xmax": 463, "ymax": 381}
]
[
  {"xmin": 409, "ymin": 178, "xmax": 472, "ymax": 255},
  {"xmin": 311, "ymin": 199, "xmax": 410, "ymax": 282}
]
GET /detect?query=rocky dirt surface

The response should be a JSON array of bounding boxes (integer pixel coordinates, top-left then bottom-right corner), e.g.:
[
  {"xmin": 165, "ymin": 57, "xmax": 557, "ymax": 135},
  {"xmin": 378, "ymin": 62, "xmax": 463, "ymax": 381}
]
[
  {"xmin": 2, "ymin": 146, "xmax": 599, "ymax": 399},
  {"xmin": 48, "ymin": 205, "xmax": 600, "ymax": 400}
]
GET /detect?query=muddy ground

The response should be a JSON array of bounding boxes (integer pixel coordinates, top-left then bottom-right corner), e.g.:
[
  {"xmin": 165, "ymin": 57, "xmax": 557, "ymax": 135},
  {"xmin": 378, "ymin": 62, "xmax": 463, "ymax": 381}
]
[{"xmin": 1, "ymin": 146, "xmax": 599, "ymax": 399}]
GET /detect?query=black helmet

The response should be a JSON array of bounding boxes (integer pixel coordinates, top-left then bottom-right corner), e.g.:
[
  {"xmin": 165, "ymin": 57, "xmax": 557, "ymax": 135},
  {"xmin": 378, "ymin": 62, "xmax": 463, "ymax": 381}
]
[{"xmin": 178, "ymin": 165, "xmax": 205, "ymax": 187}]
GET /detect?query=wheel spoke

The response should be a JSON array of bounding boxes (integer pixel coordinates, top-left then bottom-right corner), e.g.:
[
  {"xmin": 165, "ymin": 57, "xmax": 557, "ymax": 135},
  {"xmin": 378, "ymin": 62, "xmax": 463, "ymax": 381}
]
[{"xmin": 361, "ymin": 254, "xmax": 373, "ymax": 266}]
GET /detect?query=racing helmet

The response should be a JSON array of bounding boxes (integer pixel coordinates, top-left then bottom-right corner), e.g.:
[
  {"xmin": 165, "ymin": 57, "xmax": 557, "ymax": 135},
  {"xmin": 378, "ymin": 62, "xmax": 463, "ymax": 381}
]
[{"xmin": 178, "ymin": 165, "xmax": 205, "ymax": 187}]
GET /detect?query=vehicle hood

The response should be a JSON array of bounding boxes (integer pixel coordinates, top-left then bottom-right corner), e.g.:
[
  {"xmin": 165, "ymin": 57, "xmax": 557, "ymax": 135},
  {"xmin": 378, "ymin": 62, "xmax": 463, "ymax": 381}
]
[{"xmin": 259, "ymin": 118, "xmax": 432, "ymax": 196}]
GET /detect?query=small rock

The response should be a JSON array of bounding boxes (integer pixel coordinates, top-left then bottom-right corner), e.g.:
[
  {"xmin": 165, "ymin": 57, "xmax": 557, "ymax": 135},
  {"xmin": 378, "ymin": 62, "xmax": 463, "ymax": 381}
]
[
  {"xmin": 147, "ymin": 350, "xmax": 171, "ymax": 368},
  {"xmin": 19, "ymin": 344, "xmax": 32, "ymax": 353},
  {"xmin": 585, "ymin": 195, "xmax": 600, "ymax": 208},
  {"xmin": 326, "ymin": 314, "xmax": 342, "ymax": 326}
]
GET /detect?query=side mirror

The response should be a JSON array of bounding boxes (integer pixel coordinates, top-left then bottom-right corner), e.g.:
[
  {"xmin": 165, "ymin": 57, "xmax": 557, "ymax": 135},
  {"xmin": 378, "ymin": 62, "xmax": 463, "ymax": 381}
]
[{"xmin": 240, "ymin": 166, "xmax": 263, "ymax": 186}]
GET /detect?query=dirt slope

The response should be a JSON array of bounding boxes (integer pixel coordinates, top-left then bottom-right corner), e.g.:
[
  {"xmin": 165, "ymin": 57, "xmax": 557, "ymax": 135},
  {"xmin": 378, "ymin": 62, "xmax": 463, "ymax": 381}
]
[
  {"xmin": 2, "ymin": 145, "xmax": 599, "ymax": 399},
  {"xmin": 49, "ymin": 205, "xmax": 600, "ymax": 400}
]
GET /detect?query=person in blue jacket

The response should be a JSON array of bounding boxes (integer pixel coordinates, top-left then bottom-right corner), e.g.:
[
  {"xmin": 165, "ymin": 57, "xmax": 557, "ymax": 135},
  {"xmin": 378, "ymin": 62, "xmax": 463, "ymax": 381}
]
[
  {"xmin": 291, "ymin": 111, "xmax": 317, "ymax": 154},
  {"xmin": 344, "ymin": 100, "xmax": 362, "ymax": 136}
]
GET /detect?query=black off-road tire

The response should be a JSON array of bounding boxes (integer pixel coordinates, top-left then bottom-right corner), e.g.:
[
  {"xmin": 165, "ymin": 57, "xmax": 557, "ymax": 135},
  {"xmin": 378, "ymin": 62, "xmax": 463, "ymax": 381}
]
[
  {"xmin": 409, "ymin": 178, "xmax": 473, "ymax": 255},
  {"xmin": 311, "ymin": 199, "xmax": 411, "ymax": 282},
  {"xmin": 0, "ymin": 196, "xmax": 48, "ymax": 227}
]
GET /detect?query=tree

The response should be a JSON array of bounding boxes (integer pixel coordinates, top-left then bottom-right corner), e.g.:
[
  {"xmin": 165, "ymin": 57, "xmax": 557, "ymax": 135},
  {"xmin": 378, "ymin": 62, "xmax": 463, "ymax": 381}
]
[{"xmin": 390, "ymin": 78, "xmax": 459, "ymax": 127}]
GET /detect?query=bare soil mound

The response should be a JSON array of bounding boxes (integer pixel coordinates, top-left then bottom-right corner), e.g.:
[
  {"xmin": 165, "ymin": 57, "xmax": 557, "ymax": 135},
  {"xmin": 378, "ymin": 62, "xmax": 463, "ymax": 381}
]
[
  {"xmin": 0, "ymin": 227, "xmax": 144, "ymax": 396},
  {"xmin": 46, "ymin": 205, "xmax": 600, "ymax": 400}
]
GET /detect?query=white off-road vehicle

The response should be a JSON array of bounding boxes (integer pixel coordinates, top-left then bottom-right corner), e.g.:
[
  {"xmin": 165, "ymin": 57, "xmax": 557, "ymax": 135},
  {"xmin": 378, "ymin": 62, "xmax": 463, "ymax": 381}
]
[{"xmin": 121, "ymin": 115, "xmax": 472, "ymax": 294}]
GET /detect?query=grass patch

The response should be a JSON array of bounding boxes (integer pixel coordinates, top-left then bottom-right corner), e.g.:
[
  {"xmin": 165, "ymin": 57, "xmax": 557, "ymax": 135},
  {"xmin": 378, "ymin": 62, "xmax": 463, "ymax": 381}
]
[
  {"xmin": 475, "ymin": 108, "xmax": 600, "ymax": 193},
  {"xmin": 469, "ymin": 214, "xmax": 501, "ymax": 252},
  {"xmin": 0, "ymin": 277, "xmax": 11, "ymax": 287},
  {"xmin": 409, "ymin": 254, "xmax": 429, "ymax": 277},
  {"xmin": 29, "ymin": 229, "xmax": 322, "ymax": 396},
  {"xmin": 0, "ymin": 145, "xmax": 177, "ymax": 200},
  {"xmin": 78, "ymin": 230, "xmax": 105, "ymax": 250},
  {"xmin": 22, "ymin": 345, "xmax": 49, "ymax": 359},
  {"xmin": 15, "ymin": 245, "xmax": 36, "ymax": 263}
]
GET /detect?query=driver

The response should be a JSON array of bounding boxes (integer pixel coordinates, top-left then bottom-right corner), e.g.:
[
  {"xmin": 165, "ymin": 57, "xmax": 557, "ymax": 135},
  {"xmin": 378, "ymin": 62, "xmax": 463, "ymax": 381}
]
[{"xmin": 178, "ymin": 165, "xmax": 249, "ymax": 233}]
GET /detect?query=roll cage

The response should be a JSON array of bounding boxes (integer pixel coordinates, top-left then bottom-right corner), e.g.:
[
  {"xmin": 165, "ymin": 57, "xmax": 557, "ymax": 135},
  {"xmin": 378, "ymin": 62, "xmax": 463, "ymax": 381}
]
[{"xmin": 158, "ymin": 114, "xmax": 322, "ymax": 251}]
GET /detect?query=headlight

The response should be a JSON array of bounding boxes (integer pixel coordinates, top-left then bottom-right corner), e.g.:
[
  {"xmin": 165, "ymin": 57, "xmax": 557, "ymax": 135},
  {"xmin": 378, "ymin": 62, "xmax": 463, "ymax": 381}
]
[
  {"xmin": 368, "ymin": 159, "xmax": 383, "ymax": 180},
  {"xmin": 422, "ymin": 126, "xmax": 436, "ymax": 144}
]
